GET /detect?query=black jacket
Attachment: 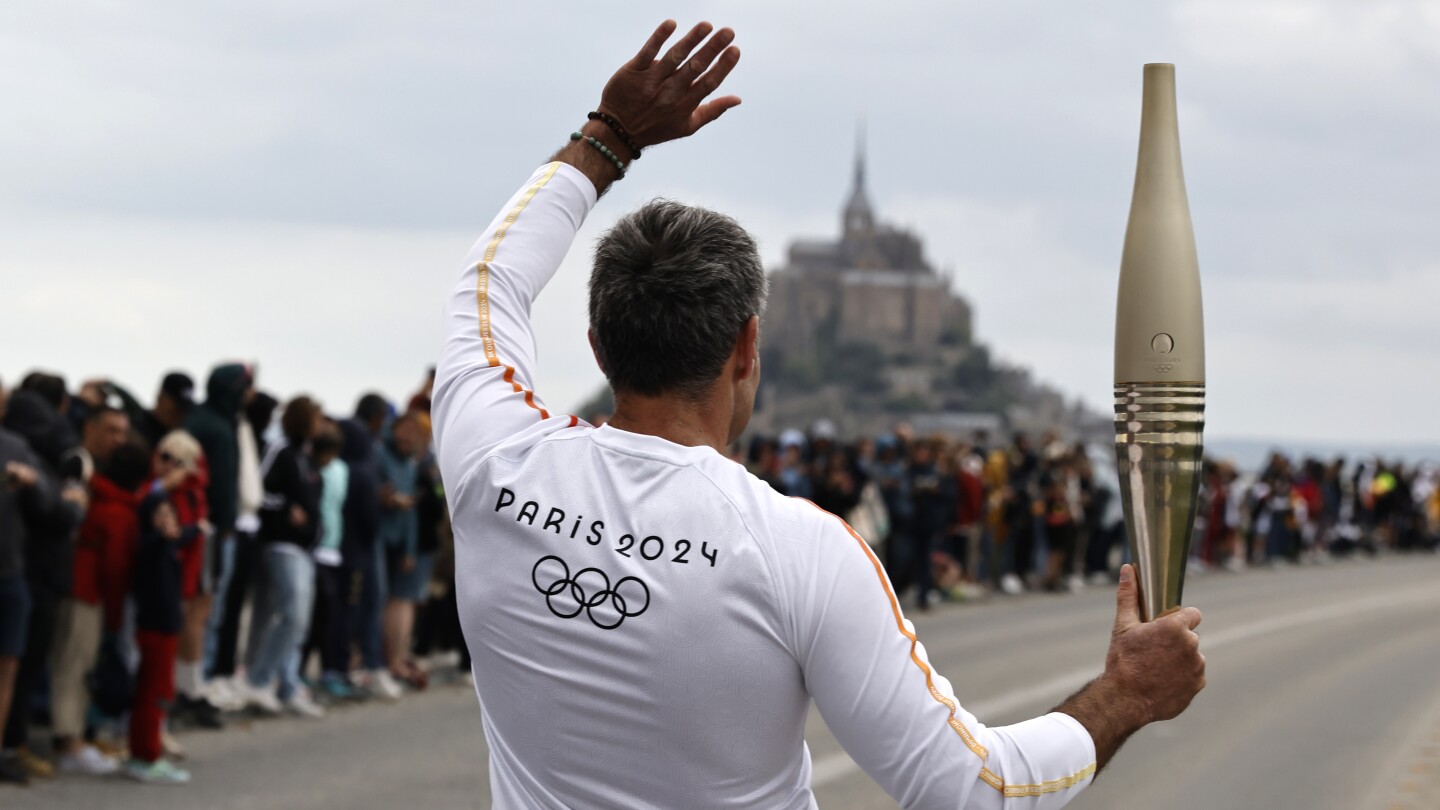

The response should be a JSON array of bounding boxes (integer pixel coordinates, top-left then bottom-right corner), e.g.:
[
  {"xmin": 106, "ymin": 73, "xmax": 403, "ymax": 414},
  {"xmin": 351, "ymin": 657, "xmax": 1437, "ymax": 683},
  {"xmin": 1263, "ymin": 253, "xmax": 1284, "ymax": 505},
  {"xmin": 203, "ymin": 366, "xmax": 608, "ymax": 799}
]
[
  {"xmin": 184, "ymin": 364, "xmax": 250, "ymax": 535},
  {"xmin": 132, "ymin": 492, "xmax": 198, "ymax": 634},
  {"xmin": 0, "ymin": 428, "xmax": 59, "ymax": 579},
  {"xmin": 259, "ymin": 441, "xmax": 320, "ymax": 550},
  {"xmin": 339, "ymin": 419, "xmax": 380, "ymax": 563},
  {"xmin": 1, "ymin": 391, "xmax": 85, "ymax": 593}
]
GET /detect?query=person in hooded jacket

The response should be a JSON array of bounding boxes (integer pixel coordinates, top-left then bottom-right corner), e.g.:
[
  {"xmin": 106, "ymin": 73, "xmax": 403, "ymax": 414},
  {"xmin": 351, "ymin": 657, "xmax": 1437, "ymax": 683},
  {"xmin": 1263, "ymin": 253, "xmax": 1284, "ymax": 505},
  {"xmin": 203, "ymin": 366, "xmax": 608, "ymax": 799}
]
[
  {"xmin": 1, "ymin": 389, "xmax": 87, "ymax": 780},
  {"xmin": 345, "ymin": 395, "xmax": 405, "ymax": 701},
  {"xmin": 0, "ymin": 386, "xmax": 63, "ymax": 786},
  {"xmin": 208, "ymin": 389, "xmax": 276, "ymax": 698},
  {"xmin": 179, "ymin": 363, "xmax": 253, "ymax": 728}
]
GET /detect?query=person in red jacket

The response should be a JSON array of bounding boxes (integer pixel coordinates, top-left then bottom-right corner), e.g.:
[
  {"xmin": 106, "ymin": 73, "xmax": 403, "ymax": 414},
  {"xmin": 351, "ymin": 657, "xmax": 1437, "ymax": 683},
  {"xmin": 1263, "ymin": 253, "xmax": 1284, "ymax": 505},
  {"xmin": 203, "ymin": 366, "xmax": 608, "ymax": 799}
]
[
  {"xmin": 951, "ymin": 446, "xmax": 987, "ymax": 586},
  {"xmin": 142, "ymin": 431, "xmax": 213, "ymax": 730},
  {"xmin": 48, "ymin": 442, "xmax": 150, "ymax": 774}
]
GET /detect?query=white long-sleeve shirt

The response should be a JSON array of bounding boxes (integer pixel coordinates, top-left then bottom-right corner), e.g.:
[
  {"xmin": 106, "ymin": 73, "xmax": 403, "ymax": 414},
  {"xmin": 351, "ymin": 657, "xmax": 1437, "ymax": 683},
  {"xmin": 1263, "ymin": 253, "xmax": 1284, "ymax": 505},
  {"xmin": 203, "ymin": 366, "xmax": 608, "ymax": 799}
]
[{"xmin": 432, "ymin": 162, "xmax": 1097, "ymax": 810}]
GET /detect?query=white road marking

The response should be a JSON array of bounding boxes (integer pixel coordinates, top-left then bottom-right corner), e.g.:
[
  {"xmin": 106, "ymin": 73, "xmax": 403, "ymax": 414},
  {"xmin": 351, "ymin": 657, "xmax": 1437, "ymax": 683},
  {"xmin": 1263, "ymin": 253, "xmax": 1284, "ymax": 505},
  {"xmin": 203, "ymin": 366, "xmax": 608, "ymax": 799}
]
[{"xmin": 808, "ymin": 583, "xmax": 1440, "ymax": 788}]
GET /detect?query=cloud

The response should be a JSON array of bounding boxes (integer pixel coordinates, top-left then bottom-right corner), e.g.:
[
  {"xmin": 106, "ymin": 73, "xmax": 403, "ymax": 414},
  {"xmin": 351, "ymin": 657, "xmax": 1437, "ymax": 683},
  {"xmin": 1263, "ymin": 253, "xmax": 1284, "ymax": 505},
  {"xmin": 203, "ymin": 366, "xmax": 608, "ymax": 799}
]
[{"xmin": 2, "ymin": 0, "xmax": 1438, "ymax": 445}]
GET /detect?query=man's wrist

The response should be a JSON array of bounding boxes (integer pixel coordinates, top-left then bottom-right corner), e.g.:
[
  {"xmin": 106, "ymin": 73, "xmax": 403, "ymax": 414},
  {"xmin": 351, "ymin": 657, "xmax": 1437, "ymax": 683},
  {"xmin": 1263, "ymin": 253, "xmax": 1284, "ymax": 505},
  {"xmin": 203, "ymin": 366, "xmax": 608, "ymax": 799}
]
[
  {"xmin": 553, "ymin": 120, "xmax": 628, "ymax": 196},
  {"xmin": 1053, "ymin": 674, "xmax": 1150, "ymax": 772},
  {"xmin": 1087, "ymin": 674, "xmax": 1151, "ymax": 732}
]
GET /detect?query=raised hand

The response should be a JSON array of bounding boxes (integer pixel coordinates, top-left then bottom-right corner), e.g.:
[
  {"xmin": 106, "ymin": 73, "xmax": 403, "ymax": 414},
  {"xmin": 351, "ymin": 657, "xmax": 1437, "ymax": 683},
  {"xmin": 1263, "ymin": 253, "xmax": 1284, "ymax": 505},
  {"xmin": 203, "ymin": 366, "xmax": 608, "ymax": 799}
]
[{"xmin": 597, "ymin": 20, "xmax": 742, "ymax": 149}]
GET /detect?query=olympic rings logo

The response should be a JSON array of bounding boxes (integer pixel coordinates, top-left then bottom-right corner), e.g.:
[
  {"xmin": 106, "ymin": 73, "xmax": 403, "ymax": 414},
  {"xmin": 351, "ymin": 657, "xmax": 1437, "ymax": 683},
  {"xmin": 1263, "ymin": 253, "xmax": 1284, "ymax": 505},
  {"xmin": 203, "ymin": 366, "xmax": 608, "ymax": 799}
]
[
  {"xmin": 1153, "ymin": 363, "xmax": 1174, "ymax": 374},
  {"xmin": 531, "ymin": 555, "xmax": 651, "ymax": 630}
]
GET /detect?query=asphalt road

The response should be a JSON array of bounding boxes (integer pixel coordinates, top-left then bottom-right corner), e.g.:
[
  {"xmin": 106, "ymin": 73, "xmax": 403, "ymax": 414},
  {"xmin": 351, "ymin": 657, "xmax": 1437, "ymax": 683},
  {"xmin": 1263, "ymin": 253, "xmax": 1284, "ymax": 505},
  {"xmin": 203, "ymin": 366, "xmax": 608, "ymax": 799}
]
[{"xmin": 9, "ymin": 554, "xmax": 1440, "ymax": 809}]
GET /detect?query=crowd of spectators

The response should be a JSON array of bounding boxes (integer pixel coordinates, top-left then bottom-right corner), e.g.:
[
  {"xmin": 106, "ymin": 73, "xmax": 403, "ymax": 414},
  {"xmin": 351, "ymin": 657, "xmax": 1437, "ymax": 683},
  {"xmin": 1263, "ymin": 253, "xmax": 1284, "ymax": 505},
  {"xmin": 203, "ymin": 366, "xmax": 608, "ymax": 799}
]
[
  {"xmin": 730, "ymin": 421, "xmax": 1440, "ymax": 609},
  {"xmin": 2, "ymin": 365, "xmax": 1437, "ymax": 789},
  {"xmin": 0, "ymin": 365, "xmax": 466, "ymax": 786}
]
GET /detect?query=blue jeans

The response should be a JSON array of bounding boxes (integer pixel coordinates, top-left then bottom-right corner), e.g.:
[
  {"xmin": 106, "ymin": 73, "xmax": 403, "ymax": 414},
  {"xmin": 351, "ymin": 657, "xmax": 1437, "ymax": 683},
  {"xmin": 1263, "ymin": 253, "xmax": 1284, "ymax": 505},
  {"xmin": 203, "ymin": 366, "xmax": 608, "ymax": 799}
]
[
  {"xmin": 354, "ymin": 550, "xmax": 386, "ymax": 671},
  {"xmin": 202, "ymin": 533, "xmax": 236, "ymax": 673},
  {"xmin": 246, "ymin": 545, "xmax": 315, "ymax": 700}
]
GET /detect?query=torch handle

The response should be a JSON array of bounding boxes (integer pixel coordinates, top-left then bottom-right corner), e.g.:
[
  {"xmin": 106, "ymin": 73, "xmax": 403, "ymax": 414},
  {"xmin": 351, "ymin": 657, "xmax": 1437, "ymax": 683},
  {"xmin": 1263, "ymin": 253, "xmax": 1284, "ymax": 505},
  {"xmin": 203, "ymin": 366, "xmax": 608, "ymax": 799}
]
[{"xmin": 1114, "ymin": 382, "xmax": 1206, "ymax": 621}]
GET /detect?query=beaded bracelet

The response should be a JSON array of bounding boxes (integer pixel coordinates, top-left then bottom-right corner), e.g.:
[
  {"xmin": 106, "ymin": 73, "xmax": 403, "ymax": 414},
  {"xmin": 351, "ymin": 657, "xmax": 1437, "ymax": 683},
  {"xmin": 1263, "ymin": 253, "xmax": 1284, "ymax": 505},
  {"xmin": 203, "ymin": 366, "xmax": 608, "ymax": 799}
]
[
  {"xmin": 586, "ymin": 111, "xmax": 643, "ymax": 160},
  {"xmin": 571, "ymin": 131, "xmax": 627, "ymax": 177}
]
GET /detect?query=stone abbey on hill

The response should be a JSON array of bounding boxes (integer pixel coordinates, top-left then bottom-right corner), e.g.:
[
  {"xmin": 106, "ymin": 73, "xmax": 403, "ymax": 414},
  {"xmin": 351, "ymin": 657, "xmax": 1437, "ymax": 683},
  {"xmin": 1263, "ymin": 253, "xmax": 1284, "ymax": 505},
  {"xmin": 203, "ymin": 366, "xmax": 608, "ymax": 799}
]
[{"xmin": 751, "ymin": 142, "xmax": 1085, "ymax": 439}]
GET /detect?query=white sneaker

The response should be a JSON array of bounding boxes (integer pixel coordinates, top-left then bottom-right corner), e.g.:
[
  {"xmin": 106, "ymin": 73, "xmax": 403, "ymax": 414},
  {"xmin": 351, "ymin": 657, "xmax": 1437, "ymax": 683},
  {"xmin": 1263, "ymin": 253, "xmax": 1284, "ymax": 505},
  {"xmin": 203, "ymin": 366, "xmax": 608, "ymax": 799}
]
[
  {"xmin": 238, "ymin": 679, "xmax": 283, "ymax": 715},
  {"xmin": 206, "ymin": 676, "xmax": 246, "ymax": 712},
  {"xmin": 57, "ymin": 744, "xmax": 119, "ymax": 776},
  {"xmin": 370, "ymin": 669, "xmax": 404, "ymax": 701},
  {"xmin": 284, "ymin": 691, "xmax": 327, "ymax": 720},
  {"xmin": 1000, "ymin": 573, "xmax": 1024, "ymax": 595}
]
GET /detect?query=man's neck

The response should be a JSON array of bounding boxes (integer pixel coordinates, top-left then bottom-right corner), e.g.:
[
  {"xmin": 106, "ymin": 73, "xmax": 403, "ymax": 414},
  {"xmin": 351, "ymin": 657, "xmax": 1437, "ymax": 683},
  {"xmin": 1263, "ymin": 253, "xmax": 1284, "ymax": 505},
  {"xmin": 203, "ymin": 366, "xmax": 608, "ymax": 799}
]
[{"xmin": 606, "ymin": 391, "xmax": 730, "ymax": 454}]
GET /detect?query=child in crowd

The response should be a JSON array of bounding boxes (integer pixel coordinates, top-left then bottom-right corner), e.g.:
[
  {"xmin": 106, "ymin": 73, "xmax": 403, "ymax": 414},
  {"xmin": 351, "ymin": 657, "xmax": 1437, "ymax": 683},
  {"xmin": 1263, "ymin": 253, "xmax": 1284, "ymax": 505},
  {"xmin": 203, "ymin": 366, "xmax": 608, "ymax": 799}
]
[{"xmin": 126, "ymin": 492, "xmax": 197, "ymax": 784}]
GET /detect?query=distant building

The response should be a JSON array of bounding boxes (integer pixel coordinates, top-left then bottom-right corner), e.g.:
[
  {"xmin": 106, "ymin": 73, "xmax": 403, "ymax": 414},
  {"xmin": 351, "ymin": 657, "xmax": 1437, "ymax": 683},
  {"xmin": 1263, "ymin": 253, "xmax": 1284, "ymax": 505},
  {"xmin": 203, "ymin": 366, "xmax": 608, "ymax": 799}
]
[
  {"xmin": 764, "ymin": 143, "xmax": 972, "ymax": 364},
  {"xmin": 753, "ymin": 138, "xmax": 1097, "ymax": 441}
]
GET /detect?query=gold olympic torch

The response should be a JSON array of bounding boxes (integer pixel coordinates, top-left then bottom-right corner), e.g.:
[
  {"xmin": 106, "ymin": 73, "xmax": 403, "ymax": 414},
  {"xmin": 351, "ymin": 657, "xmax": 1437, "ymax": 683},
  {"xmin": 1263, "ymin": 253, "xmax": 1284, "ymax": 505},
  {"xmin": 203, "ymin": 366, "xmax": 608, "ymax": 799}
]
[{"xmin": 1114, "ymin": 64, "xmax": 1206, "ymax": 622}]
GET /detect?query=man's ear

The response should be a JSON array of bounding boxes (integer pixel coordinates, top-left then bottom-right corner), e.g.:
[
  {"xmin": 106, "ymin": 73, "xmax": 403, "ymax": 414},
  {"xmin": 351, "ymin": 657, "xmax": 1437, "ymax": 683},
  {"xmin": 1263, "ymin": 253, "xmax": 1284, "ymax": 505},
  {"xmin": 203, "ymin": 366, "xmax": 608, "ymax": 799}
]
[
  {"xmin": 588, "ymin": 330, "xmax": 607, "ymax": 375},
  {"xmin": 734, "ymin": 316, "xmax": 760, "ymax": 382}
]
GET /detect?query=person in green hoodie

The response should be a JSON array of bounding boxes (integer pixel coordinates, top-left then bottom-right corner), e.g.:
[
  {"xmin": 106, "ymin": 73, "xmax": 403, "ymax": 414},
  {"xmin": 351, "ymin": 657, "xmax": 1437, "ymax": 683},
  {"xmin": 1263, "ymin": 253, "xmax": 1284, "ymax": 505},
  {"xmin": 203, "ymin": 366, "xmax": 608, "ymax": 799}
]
[{"xmin": 177, "ymin": 362, "xmax": 254, "ymax": 728}]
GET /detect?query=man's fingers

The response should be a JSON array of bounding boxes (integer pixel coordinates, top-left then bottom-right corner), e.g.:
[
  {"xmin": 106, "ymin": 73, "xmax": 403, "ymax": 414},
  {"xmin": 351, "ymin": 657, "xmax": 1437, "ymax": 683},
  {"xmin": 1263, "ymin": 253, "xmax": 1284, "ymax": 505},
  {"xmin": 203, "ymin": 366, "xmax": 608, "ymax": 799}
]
[
  {"xmin": 1165, "ymin": 605, "xmax": 1203, "ymax": 631},
  {"xmin": 1113, "ymin": 563, "xmax": 1141, "ymax": 633},
  {"xmin": 630, "ymin": 19, "xmax": 677, "ymax": 68},
  {"xmin": 684, "ymin": 46, "xmax": 741, "ymax": 106},
  {"xmin": 661, "ymin": 21, "xmax": 714, "ymax": 73},
  {"xmin": 678, "ymin": 27, "xmax": 735, "ymax": 81},
  {"xmin": 687, "ymin": 95, "xmax": 741, "ymax": 135}
]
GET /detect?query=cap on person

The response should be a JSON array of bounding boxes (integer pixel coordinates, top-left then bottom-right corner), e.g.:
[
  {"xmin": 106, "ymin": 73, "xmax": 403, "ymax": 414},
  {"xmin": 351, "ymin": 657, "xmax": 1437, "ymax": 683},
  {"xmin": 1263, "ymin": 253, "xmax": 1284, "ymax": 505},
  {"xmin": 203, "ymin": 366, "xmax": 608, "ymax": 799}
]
[{"xmin": 159, "ymin": 372, "xmax": 196, "ymax": 411}]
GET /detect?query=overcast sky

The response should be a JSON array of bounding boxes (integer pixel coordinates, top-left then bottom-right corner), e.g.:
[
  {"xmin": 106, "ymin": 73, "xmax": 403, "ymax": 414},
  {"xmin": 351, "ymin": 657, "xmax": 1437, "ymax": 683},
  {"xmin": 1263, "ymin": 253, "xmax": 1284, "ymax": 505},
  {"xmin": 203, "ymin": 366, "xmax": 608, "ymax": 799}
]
[{"xmin": 3, "ymin": 1, "xmax": 1438, "ymax": 445}]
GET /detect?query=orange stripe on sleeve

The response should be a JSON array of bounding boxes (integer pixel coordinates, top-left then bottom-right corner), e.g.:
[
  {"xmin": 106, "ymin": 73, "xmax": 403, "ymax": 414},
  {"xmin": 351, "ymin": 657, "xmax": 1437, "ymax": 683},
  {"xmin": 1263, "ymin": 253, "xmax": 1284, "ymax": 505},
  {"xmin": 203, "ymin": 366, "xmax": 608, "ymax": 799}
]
[
  {"xmin": 794, "ymin": 499, "xmax": 991, "ymax": 762},
  {"xmin": 475, "ymin": 163, "xmax": 562, "ymax": 422},
  {"xmin": 796, "ymin": 499, "xmax": 1091, "ymax": 797}
]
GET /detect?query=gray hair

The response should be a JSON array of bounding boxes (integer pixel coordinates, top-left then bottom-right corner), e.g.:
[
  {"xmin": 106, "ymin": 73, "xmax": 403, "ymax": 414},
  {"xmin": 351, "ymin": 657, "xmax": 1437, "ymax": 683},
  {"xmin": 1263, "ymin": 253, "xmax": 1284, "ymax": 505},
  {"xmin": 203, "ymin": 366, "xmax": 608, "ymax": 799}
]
[{"xmin": 589, "ymin": 199, "xmax": 768, "ymax": 400}]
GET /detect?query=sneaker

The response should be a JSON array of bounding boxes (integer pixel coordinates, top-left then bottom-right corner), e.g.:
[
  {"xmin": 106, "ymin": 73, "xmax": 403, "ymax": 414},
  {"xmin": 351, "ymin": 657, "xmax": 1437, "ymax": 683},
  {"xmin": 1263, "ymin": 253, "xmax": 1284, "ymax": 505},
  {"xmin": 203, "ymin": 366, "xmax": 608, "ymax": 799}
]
[
  {"xmin": 12, "ymin": 747, "xmax": 53, "ymax": 779},
  {"xmin": 123, "ymin": 758, "xmax": 191, "ymax": 785},
  {"xmin": 206, "ymin": 676, "xmax": 247, "ymax": 712},
  {"xmin": 318, "ymin": 673, "xmax": 357, "ymax": 702},
  {"xmin": 999, "ymin": 573, "xmax": 1024, "ymax": 596},
  {"xmin": 237, "ymin": 679, "xmax": 283, "ymax": 715},
  {"xmin": 175, "ymin": 695, "xmax": 225, "ymax": 730},
  {"xmin": 0, "ymin": 752, "xmax": 29, "ymax": 786},
  {"xmin": 91, "ymin": 738, "xmax": 127, "ymax": 760},
  {"xmin": 283, "ymin": 691, "xmax": 327, "ymax": 720},
  {"xmin": 369, "ymin": 669, "xmax": 404, "ymax": 701},
  {"xmin": 57, "ymin": 744, "xmax": 120, "ymax": 776}
]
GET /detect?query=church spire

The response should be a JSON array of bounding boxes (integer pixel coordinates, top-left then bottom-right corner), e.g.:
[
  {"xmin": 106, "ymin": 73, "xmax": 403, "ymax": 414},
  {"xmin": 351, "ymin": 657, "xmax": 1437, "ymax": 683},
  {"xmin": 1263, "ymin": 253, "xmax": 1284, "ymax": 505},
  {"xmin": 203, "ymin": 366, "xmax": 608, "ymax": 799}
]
[
  {"xmin": 843, "ymin": 119, "xmax": 874, "ymax": 240},
  {"xmin": 853, "ymin": 119, "xmax": 867, "ymax": 195}
]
